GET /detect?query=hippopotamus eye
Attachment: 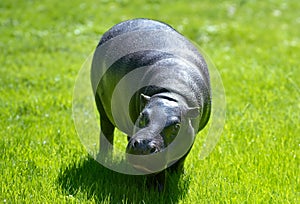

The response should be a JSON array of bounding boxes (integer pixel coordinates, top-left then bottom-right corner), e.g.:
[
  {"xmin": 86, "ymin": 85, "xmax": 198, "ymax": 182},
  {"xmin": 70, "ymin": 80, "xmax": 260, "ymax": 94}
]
[
  {"xmin": 162, "ymin": 123, "xmax": 180, "ymax": 146},
  {"xmin": 173, "ymin": 123, "xmax": 180, "ymax": 132},
  {"xmin": 138, "ymin": 113, "xmax": 149, "ymax": 128}
]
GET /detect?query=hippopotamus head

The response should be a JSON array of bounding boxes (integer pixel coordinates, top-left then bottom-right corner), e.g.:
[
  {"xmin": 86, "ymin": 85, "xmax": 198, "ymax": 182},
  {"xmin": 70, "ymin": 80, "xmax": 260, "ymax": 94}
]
[{"xmin": 126, "ymin": 93, "xmax": 199, "ymax": 171}]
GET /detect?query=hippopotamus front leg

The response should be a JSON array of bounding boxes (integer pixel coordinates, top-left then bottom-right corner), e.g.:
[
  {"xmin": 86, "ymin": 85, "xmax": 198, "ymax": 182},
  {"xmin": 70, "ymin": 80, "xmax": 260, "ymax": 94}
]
[{"xmin": 95, "ymin": 94, "xmax": 115, "ymax": 155}]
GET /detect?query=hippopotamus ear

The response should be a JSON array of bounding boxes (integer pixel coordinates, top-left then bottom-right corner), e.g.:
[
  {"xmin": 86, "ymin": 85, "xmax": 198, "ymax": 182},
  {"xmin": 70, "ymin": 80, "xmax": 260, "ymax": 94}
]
[
  {"xmin": 140, "ymin": 93, "xmax": 151, "ymax": 106},
  {"xmin": 186, "ymin": 107, "xmax": 200, "ymax": 118}
]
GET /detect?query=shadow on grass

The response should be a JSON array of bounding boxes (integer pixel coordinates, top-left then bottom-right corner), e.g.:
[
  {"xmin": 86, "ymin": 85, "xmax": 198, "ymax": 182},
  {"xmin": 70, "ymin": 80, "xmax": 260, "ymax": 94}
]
[{"xmin": 58, "ymin": 156, "xmax": 190, "ymax": 203}]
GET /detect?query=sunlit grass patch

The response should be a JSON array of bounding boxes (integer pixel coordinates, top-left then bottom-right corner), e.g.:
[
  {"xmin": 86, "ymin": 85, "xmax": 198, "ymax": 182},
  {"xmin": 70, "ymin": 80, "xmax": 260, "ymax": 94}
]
[{"xmin": 1, "ymin": 0, "xmax": 299, "ymax": 203}]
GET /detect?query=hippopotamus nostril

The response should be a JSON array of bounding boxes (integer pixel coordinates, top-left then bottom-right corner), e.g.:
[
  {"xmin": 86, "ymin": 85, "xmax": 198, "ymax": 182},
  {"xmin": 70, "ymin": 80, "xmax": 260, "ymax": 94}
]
[
  {"xmin": 148, "ymin": 142, "xmax": 158, "ymax": 153},
  {"xmin": 133, "ymin": 139, "xmax": 146, "ymax": 149},
  {"xmin": 149, "ymin": 146, "xmax": 157, "ymax": 154},
  {"xmin": 133, "ymin": 140, "xmax": 139, "ymax": 148}
]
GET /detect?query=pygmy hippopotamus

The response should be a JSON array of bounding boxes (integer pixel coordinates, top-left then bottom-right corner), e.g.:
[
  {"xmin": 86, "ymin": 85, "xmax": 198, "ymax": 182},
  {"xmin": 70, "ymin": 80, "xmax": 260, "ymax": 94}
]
[{"xmin": 91, "ymin": 18, "xmax": 211, "ymax": 190}]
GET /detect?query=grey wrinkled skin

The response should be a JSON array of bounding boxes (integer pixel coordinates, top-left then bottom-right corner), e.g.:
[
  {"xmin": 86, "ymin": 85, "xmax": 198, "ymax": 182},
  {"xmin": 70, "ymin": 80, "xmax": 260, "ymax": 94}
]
[{"xmin": 91, "ymin": 18, "xmax": 211, "ymax": 190}]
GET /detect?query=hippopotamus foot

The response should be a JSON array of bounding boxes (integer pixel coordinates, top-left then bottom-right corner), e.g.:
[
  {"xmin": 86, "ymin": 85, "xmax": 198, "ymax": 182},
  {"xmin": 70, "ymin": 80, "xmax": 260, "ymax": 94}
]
[
  {"xmin": 146, "ymin": 171, "xmax": 166, "ymax": 192},
  {"xmin": 145, "ymin": 157, "xmax": 188, "ymax": 192},
  {"xmin": 168, "ymin": 148, "xmax": 191, "ymax": 173},
  {"xmin": 148, "ymin": 152, "xmax": 190, "ymax": 191}
]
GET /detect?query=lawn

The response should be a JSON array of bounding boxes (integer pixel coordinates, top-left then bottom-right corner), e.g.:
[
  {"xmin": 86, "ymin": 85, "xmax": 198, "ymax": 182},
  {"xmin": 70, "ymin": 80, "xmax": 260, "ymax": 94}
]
[{"xmin": 1, "ymin": 0, "xmax": 299, "ymax": 203}]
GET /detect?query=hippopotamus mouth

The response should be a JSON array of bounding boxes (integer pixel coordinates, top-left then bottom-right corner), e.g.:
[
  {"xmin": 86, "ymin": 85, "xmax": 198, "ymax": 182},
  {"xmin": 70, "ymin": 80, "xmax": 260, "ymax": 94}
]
[
  {"xmin": 126, "ymin": 142, "xmax": 168, "ymax": 173},
  {"xmin": 131, "ymin": 163, "xmax": 162, "ymax": 174}
]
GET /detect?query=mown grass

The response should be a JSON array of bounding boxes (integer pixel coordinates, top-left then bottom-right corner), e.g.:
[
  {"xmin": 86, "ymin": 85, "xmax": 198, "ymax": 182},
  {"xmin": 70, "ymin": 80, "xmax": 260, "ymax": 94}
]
[{"xmin": 1, "ymin": 0, "xmax": 299, "ymax": 203}]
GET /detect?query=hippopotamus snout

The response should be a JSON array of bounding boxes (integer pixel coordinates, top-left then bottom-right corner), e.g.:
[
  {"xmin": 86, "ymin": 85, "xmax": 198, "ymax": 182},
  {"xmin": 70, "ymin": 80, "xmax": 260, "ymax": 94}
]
[
  {"xmin": 126, "ymin": 127, "xmax": 164, "ymax": 155},
  {"xmin": 126, "ymin": 95, "xmax": 183, "ymax": 157},
  {"xmin": 127, "ymin": 138, "xmax": 159, "ymax": 155}
]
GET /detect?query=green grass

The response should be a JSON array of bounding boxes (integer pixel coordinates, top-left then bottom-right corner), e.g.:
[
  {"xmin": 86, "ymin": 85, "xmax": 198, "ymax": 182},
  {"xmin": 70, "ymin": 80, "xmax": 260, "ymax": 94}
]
[{"xmin": 1, "ymin": 0, "xmax": 299, "ymax": 203}]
